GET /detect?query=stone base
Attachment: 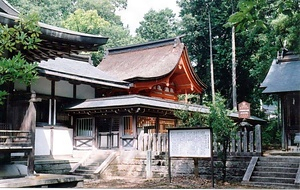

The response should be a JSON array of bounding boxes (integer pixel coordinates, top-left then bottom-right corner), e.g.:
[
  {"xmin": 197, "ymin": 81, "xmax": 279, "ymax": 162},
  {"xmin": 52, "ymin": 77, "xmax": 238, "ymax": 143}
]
[{"xmin": 0, "ymin": 174, "xmax": 83, "ymax": 188}]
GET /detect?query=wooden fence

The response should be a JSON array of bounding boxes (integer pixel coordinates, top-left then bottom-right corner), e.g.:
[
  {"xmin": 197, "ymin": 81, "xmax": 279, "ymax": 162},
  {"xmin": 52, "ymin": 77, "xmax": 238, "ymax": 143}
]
[
  {"xmin": 0, "ymin": 130, "xmax": 32, "ymax": 149},
  {"xmin": 137, "ymin": 125, "xmax": 262, "ymax": 156}
]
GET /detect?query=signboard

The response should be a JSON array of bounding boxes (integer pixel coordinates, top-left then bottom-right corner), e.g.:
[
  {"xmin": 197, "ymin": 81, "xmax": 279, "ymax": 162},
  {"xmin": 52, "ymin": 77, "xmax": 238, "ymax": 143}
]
[
  {"xmin": 168, "ymin": 128, "xmax": 212, "ymax": 158},
  {"xmin": 238, "ymin": 101, "xmax": 251, "ymax": 119}
]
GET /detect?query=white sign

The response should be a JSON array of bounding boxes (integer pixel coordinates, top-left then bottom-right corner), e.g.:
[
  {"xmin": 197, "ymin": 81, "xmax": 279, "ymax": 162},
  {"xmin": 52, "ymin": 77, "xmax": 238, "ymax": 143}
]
[{"xmin": 169, "ymin": 128, "xmax": 212, "ymax": 158}]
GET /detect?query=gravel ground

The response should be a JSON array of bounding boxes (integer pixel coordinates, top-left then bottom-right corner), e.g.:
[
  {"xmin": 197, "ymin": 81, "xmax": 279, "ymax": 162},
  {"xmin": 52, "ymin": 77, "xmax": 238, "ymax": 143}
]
[{"xmin": 83, "ymin": 176, "xmax": 264, "ymax": 189}]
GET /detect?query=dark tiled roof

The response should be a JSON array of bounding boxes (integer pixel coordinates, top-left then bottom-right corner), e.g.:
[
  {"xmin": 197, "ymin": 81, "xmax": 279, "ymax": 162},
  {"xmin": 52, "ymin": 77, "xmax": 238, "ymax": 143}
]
[
  {"xmin": 0, "ymin": 0, "xmax": 108, "ymax": 62},
  {"xmin": 38, "ymin": 57, "xmax": 130, "ymax": 89},
  {"xmin": 98, "ymin": 37, "xmax": 184, "ymax": 81},
  {"xmin": 66, "ymin": 94, "xmax": 210, "ymax": 113},
  {"xmin": 66, "ymin": 95, "xmax": 265, "ymax": 124},
  {"xmin": 0, "ymin": 0, "xmax": 18, "ymax": 16},
  {"xmin": 261, "ymin": 58, "xmax": 300, "ymax": 93}
]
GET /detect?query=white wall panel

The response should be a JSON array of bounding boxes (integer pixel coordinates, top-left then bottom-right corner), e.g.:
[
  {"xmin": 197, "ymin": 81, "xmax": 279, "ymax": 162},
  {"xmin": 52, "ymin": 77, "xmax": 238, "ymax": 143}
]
[
  {"xmin": 55, "ymin": 80, "xmax": 73, "ymax": 98},
  {"xmin": 31, "ymin": 77, "xmax": 51, "ymax": 95},
  {"xmin": 35, "ymin": 128, "xmax": 51, "ymax": 155},
  {"xmin": 52, "ymin": 128, "xmax": 73, "ymax": 155},
  {"xmin": 77, "ymin": 84, "xmax": 95, "ymax": 99}
]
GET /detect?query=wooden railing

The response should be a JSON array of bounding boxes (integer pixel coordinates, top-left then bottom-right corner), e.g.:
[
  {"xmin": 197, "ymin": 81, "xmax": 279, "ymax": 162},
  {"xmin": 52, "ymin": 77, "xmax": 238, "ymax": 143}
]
[
  {"xmin": 137, "ymin": 125, "xmax": 262, "ymax": 156},
  {"xmin": 0, "ymin": 130, "xmax": 32, "ymax": 149},
  {"xmin": 137, "ymin": 132, "xmax": 168, "ymax": 154}
]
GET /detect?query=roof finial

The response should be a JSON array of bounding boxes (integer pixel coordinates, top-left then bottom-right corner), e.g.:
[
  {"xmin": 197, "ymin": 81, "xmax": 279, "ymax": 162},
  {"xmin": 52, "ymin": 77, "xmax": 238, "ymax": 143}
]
[{"xmin": 173, "ymin": 37, "xmax": 181, "ymax": 48}]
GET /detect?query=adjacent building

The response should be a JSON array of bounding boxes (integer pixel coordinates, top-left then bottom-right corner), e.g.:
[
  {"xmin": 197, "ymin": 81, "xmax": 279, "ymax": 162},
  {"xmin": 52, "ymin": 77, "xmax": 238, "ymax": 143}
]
[{"xmin": 261, "ymin": 51, "xmax": 300, "ymax": 150}]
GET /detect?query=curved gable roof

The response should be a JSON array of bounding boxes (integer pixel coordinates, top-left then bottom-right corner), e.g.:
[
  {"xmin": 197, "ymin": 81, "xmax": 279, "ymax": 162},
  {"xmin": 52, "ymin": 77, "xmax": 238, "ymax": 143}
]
[
  {"xmin": 98, "ymin": 38, "xmax": 184, "ymax": 81},
  {"xmin": 261, "ymin": 58, "xmax": 300, "ymax": 93}
]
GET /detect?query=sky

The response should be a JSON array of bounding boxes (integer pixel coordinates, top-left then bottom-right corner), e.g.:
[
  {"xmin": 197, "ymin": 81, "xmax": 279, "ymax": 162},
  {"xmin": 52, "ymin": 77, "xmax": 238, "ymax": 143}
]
[{"xmin": 116, "ymin": 0, "xmax": 180, "ymax": 35}]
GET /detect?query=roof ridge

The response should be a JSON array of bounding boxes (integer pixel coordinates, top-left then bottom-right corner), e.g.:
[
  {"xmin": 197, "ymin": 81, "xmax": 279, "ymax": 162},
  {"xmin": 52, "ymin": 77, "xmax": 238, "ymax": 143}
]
[{"xmin": 105, "ymin": 35, "xmax": 185, "ymax": 55}]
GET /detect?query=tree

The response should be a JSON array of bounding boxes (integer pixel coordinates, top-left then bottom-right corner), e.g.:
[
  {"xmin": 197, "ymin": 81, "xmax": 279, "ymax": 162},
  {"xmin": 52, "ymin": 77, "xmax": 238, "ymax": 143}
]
[
  {"xmin": 62, "ymin": 8, "xmax": 144, "ymax": 65},
  {"xmin": 7, "ymin": 0, "xmax": 128, "ymax": 27},
  {"xmin": 208, "ymin": 93, "xmax": 236, "ymax": 182},
  {"xmin": 75, "ymin": 0, "xmax": 127, "ymax": 26},
  {"xmin": 0, "ymin": 13, "xmax": 41, "ymax": 104},
  {"xmin": 62, "ymin": 9, "xmax": 110, "ymax": 35},
  {"xmin": 7, "ymin": 0, "xmax": 76, "ymax": 26},
  {"xmin": 178, "ymin": 0, "xmax": 234, "ymax": 106},
  {"xmin": 136, "ymin": 8, "xmax": 179, "ymax": 41},
  {"xmin": 226, "ymin": 0, "xmax": 300, "ymax": 114}
]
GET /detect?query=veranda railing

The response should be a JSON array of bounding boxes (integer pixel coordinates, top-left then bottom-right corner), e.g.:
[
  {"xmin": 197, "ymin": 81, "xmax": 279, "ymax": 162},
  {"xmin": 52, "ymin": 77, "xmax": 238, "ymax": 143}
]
[{"xmin": 0, "ymin": 130, "xmax": 32, "ymax": 149}]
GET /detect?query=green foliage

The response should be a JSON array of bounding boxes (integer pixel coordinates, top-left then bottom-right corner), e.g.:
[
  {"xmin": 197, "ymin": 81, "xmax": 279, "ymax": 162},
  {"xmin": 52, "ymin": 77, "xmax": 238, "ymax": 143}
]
[
  {"xmin": 262, "ymin": 118, "xmax": 281, "ymax": 149},
  {"xmin": 178, "ymin": 0, "xmax": 235, "ymax": 106},
  {"xmin": 136, "ymin": 8, "xmax": 179, "ymax": 41},
  {"xmin": 174, "ymin": 94, "xmax": 208, "ymax": 127},
  {"xmin": 7, "ymin": 0, "xmax": 76, "ymax": 27},
  {"xmin": 0, "ymin": 53, "xmax": 37, "ymax": 86},
  {"xmin": 0, "ymin": 13, "xmax": 40, "ymax": 104},
  {"xmin": 62, "ymin": 9, "xmax": 110, "ymax": 35},
  {"xmin": 208, "ymin": 93, "xmax": 236, "ymax": 182},
  {"xmin": 0, "ymin": 13, "xmax": 41, "ymax": 55},
  {"xmin": 208, "ymin": 94, "xmax": 236, "ymax": 145},
  {"xmin": 62, "ymin": 8, "xmax": 144, "ymax": 65},
  {"xmin": 174, "ymin": 107, "xmax": 208, "ymax": 128},
  {"xmin": 75, "ymin": 0, "xmax": 126, "ymax": 26}
]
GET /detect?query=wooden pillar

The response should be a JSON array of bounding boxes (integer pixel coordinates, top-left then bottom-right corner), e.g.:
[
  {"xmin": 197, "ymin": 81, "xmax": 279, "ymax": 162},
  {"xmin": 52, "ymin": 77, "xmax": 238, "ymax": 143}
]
[{"xmin": 27, "ymin": 91, "xmax": 41, "ymax": 176}]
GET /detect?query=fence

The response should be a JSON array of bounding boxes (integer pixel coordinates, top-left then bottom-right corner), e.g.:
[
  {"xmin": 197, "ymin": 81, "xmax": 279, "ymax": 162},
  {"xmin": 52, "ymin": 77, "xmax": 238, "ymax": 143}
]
[
  {"xmin": 0, "ymin": 130, "xmax": 32, "ymax": 148},
  {"xmin": 137, "ymin": 125, "xmax": 262, "ymax": 156}
]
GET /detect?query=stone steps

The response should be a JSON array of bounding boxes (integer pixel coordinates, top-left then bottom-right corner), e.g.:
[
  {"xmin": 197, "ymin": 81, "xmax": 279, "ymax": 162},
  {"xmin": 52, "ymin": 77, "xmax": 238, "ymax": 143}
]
[
  {"xmin": 71, "ymin": 149, "xmax": 113, "ymax": 179},
  {"xmin": 243, "ymin": 156, "xmax": 300, "ymax": 189},
  {"xmin": 101, "ymin": 151, "xmax": 168, "ymax": 179}
]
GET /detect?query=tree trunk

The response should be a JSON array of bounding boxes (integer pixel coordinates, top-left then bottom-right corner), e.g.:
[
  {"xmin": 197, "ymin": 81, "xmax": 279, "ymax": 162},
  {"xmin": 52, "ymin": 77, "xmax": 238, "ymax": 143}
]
[
  {"xmin": 208, "ymin": 10, "xmax": 215, "ymax": 104},
  {"xmin": 232, "ymin": 25, "xmax": 237, "ymax": 111}
]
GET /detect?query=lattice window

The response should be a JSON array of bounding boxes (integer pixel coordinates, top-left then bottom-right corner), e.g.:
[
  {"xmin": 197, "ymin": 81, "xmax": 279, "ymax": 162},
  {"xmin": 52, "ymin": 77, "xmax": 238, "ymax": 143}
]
[{"xmin": 76, "ymin": 118, "xmax": 94, "ymax": 137}]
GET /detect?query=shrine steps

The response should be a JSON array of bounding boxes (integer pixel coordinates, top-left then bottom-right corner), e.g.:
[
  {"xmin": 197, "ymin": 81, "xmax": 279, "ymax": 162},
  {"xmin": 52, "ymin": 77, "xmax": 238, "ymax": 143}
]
[{"xmin": 242, "ymin": 156, "xmax": 300, "ymax": 189}]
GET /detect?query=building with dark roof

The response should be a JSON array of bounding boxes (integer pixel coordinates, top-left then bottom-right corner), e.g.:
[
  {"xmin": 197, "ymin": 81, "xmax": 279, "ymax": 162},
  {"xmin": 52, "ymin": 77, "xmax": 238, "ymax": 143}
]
[
  {"xmin": 0, "ymin": 1, "xmax": 266, "ymax": 176},
  {"xmin": 261, "ymin": 51, "xmax": 300, "ymax": 150}
]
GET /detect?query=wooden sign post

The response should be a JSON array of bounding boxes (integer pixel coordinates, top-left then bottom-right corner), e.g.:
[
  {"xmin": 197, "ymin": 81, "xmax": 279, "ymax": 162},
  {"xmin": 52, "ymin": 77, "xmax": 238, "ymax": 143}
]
[
  {"xmin": 238, "ymin": 101, "xmax": 251, "ymax": 119},
  {"xmin": 168, "ymin": 127, "xmax": 214, "ymax": 187}
]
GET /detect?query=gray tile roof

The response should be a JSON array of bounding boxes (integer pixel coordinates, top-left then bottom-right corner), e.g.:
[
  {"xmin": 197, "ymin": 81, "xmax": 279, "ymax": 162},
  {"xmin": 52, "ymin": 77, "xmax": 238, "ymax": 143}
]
[
  {"xmin": 38, "ymin": 57, "xmax": 130, "ymax": 89},
  {"xmin": 0, "ymin": 0, "xmax": 108, "ymax": 62},
  {"xmin": 66, "ymin": 94, "xmax": 210, "ymax": 112},
  {"xmin": 66, "ymin": 94, "xmax": 265, "ymax": 123},
  {"xmin": 261, "ymin": 59, "xmax": 300, "ymax": 93}
]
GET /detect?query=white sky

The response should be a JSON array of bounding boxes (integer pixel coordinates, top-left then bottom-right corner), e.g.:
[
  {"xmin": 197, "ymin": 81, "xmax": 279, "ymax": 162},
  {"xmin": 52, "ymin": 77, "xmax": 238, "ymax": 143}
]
[{"xmin": 116, "ymin": 0, "xmax": 180, "ymax": 35}]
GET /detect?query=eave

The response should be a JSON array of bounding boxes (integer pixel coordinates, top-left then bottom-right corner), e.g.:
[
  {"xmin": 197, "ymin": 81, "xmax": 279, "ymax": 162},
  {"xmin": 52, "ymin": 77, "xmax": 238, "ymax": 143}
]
[{"xmin": 0, "ymin": 12, "xmax": 108, "ymax": 62}]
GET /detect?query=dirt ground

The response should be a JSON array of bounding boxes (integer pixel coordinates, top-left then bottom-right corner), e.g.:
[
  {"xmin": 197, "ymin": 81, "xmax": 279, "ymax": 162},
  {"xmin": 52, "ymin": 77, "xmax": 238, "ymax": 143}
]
[{"xmin": 83, "ymin": 176, "xmax": 264, "ymax": 189}]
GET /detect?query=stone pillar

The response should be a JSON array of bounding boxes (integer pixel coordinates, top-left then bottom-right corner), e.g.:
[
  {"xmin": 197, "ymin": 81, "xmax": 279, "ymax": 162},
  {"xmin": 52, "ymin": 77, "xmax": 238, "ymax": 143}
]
[
  {"xmin": 255, "ymin": 125, "xmax": 262, "ymax": 153},
  {"xmin": 146, "ymin": 150, "xmax": 152, "ymax": 178}
]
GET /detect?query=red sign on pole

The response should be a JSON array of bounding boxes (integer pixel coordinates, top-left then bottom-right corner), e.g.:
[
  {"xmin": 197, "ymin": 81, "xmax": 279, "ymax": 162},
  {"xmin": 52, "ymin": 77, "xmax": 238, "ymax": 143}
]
[{"xmin": 238, "ymin": 101, "xmax": 251, "ymax": 119}]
